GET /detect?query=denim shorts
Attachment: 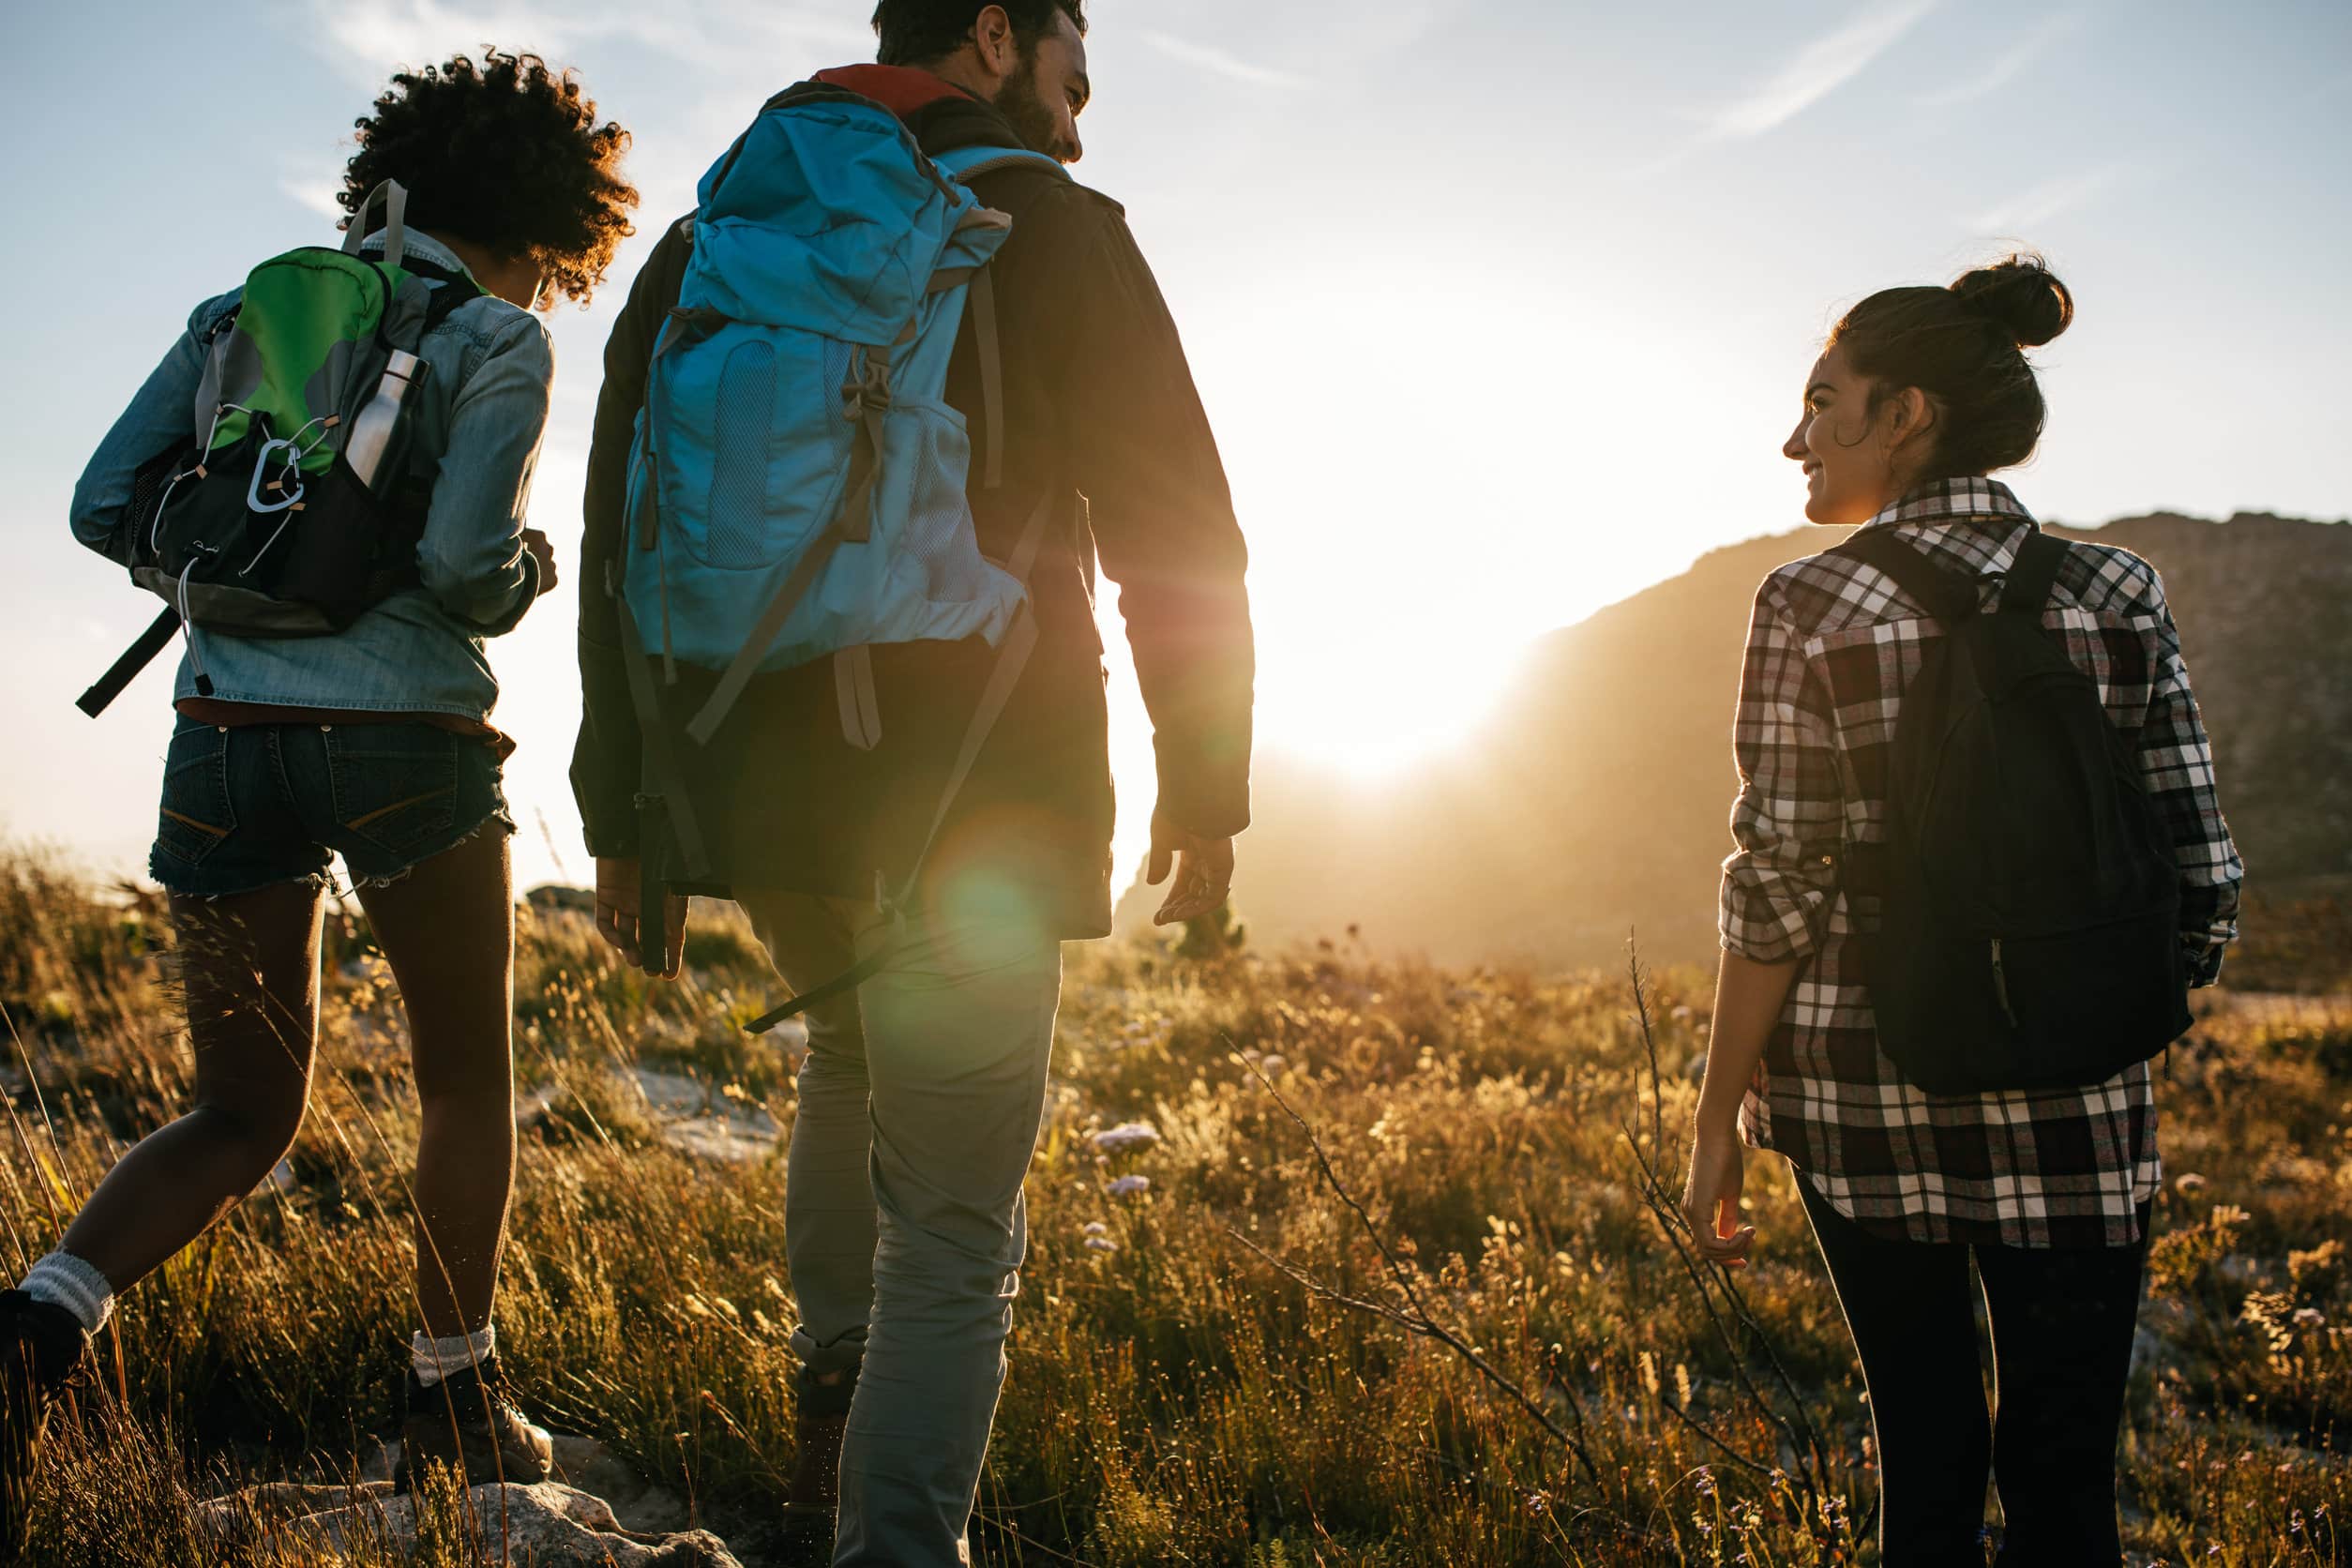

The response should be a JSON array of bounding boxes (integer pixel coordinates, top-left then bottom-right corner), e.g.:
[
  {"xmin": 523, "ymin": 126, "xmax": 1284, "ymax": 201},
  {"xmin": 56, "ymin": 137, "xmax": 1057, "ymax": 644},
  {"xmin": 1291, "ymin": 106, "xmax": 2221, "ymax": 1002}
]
[{"xmin": 151, "ymin": 717, "xmax": 513, "ymax": 898}]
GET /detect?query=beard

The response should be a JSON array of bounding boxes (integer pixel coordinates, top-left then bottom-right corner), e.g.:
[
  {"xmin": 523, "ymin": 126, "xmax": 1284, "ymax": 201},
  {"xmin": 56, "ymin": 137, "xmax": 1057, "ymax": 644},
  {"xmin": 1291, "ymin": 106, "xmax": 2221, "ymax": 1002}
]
[{"xmin": 994, "ymin": 57, "xmax": 1063, "ymax": 159}]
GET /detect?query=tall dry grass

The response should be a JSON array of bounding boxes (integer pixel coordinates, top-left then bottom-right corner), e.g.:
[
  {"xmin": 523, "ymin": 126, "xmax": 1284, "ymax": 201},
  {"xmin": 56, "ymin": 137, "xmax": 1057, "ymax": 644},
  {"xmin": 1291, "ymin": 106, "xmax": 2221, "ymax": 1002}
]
[{"xmin": 0, "ymin": 843, "xmax": 2344, "ymax": 1565}]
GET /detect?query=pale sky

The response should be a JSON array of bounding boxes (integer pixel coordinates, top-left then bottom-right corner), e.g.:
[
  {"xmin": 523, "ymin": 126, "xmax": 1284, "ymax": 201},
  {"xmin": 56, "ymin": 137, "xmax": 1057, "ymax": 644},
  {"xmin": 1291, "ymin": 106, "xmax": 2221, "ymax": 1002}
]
[{"xmin": 4, "ymin": 0, "xmax": 2346, "ymax": 896}]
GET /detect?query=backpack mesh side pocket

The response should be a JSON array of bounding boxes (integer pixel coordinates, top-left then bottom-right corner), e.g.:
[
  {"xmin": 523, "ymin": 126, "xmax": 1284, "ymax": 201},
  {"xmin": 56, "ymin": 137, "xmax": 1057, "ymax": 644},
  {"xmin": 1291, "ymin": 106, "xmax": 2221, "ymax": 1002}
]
[{"xmin": 705, "ymin": 340, "xmax": 777, "ymax": 569}]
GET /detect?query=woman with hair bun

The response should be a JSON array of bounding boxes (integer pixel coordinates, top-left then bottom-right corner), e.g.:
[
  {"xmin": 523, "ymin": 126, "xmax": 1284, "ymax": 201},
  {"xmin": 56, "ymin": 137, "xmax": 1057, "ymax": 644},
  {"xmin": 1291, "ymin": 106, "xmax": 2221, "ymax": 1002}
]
[{"xmin": 1681, "ymin": 255, "xmax": 2242, "ymax": 1564}]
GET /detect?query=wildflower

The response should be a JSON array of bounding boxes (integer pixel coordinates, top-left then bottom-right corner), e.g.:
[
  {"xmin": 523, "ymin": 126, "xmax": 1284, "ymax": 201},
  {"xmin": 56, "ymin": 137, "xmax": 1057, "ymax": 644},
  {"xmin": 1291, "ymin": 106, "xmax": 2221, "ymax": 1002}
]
[
  {"xmin": 1695, "ymin": 1466, "xmax": 1716, "ymax": 1499},
  {"xmin": 1259, "ymin": 1054, "xmax": 1288, "ymax": 1072},
  {"xmin": 1082, "ymin": 1221, "xmax": 1108, "ymax": 1236},
  {"xmin": 1093, "ymin": 1121, "xmax": 1161, "ymax": 1153},
  {"xmin": 2293, "ymin": 1307, "xmax": 2327, "ymax": 1329},
  {"xmin": 2175, "ymin": 1172, "xmax": 2209, "ymax": 1194},
  {"xmin": 1085, "ymin": 1236, "xmax": 1118, "ymax": 1254},
  {"xmin": 1108, "ymin": 1173, "xmax": 1151, "ymax": 1197}
]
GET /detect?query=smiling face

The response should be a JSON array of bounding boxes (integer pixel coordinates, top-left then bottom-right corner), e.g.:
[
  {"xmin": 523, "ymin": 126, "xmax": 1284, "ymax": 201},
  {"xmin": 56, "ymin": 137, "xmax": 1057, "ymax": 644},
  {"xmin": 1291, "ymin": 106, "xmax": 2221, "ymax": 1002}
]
[{"xmin": 1783, "ymin": 344, "xmax": 1934, "ymax": 526}]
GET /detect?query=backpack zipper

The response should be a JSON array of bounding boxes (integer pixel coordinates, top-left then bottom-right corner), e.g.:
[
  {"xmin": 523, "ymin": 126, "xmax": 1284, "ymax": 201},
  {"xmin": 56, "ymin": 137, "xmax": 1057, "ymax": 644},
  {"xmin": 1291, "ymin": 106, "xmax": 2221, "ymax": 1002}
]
[{"xmin": 1989, "ymin": 938, "xmax": 2019, "ymax": 1027}]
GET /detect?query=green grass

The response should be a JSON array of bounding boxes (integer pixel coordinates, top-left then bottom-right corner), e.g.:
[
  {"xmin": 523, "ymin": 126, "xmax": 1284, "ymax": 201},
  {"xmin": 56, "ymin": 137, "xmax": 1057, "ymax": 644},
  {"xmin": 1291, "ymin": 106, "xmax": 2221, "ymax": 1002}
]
[{"xmin": 0, "ymin": 844, "xmax": 2344, "ymax": 1565}]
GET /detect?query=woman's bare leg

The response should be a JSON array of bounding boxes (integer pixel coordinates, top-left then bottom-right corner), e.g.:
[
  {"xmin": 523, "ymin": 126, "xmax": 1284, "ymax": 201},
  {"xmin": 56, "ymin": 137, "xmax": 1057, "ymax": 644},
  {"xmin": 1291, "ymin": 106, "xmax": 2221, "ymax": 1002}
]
[
  {"xmin": 354, "ymin": 828, "xmax": 516, "ymax": 1338},
  {"xmin": 59, "ymin": 882, "xmax": 324, "ymax": 1290}
]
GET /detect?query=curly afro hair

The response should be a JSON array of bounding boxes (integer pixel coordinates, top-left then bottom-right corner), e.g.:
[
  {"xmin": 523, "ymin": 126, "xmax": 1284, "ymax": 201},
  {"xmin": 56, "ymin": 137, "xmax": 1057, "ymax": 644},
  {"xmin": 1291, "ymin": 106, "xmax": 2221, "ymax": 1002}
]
[{"xmin": 339, "ymin": 50, "xmax": 638, "ymax": 308}]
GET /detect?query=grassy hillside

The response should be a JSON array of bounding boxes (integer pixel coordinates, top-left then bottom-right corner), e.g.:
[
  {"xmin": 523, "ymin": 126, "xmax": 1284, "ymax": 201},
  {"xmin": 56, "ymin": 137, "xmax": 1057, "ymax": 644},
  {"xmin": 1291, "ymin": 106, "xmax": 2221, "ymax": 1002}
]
[{"xmin": 0, "ymin": 847, "xmax": 2345, "ymax": 1566}]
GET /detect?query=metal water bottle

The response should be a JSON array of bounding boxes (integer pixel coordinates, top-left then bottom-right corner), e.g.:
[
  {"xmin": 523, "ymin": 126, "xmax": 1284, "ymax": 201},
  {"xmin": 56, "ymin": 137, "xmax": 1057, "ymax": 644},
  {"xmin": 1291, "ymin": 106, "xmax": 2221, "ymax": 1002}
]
[{"xmin": 343, "ymin": 350, "xmax": 422, "ymax": 490}]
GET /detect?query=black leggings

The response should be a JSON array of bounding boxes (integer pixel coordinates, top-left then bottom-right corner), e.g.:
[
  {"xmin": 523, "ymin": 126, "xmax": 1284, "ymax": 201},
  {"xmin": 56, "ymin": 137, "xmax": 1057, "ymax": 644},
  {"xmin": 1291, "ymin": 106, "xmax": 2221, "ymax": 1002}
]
[{"xmin": 1797, "ymin": 1181, "xmax": 2151, "ymax": 1568}]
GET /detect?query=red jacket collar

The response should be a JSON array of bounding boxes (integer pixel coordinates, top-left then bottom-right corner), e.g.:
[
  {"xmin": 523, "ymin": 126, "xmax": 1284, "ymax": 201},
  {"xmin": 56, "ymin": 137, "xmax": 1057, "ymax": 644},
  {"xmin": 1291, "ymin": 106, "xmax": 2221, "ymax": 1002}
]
[{"xmin": 812, "ymin": 65, "xmax": 981, "ymax": 118}]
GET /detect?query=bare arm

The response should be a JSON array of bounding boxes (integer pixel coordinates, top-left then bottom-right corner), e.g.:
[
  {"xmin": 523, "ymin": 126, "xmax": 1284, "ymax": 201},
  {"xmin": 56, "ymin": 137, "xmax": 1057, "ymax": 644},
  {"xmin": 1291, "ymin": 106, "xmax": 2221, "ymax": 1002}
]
[
  {"xmin": 1682, "ymin": 951, "xmax": 1802, "ymax": 1267},
  {"xmin": 1682, "ymin": 576, "xmax": 1841, "ymax": 1266}
]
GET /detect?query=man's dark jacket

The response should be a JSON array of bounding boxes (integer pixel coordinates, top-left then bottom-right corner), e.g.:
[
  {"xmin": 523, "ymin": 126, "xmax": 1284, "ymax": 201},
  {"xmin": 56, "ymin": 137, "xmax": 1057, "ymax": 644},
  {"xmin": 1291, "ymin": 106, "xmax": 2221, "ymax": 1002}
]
[{"xmin": 570, "ymin": 67, "xmax": 1254, "ymax": 938}]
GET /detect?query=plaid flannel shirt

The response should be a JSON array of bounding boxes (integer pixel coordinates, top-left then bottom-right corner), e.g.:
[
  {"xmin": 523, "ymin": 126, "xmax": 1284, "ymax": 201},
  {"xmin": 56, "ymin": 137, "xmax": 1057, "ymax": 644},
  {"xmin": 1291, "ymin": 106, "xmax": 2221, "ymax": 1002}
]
[{"xmin": 1719, "ymin": 478, "xmax": 2242, "ymax": 1248}]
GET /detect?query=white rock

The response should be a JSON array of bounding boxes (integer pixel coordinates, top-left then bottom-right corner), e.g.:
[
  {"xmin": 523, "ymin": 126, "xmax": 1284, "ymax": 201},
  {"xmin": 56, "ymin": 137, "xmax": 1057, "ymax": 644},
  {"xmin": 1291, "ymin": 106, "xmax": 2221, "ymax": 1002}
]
[{"xmin": 207, "ymin": 1477, "xmax": 740, "ymax": 1567}]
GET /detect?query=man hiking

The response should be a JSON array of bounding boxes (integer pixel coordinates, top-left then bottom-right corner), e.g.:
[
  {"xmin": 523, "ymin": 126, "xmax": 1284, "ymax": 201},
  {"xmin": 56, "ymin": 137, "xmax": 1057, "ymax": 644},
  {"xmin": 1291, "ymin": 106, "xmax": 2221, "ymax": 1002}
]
[{"xmin": 569, "ymin": 3, "xmax": 1255, "ymax": 1562}]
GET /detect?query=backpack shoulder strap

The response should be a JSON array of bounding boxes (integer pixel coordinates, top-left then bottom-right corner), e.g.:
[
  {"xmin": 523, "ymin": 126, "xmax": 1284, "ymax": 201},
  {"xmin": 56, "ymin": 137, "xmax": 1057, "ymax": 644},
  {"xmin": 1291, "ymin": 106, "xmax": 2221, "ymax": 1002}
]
[
  {"xmin": 931, "ymin": 144, "xmax": 1070, "ymax": 186},
  {"xmin": 1998, "ymin": 528, "xmax": 2069, "ymax": 618},
  {"xmin": 402, "ymin": 259, "xmax": 485, "ymax": 336},
  {"xmin": 1833, "ymin": 529, "xmax": 1980, "ymax": 627}
]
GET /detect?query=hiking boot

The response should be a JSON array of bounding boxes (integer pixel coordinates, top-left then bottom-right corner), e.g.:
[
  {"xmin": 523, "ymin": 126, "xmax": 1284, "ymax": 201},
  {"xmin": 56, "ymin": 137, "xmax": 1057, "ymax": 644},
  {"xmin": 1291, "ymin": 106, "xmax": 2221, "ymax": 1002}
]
[
  {"xmin": 784, "ymin": 1367, "xmax": 853, "ymax": 1519},
  {"xmin": 395, "ymin": 1351, "xmax": 552, "ymax": 1491},
  {"xmin": 0, "ymin": 1290, "xmax": 93, "ymax": 1556}
]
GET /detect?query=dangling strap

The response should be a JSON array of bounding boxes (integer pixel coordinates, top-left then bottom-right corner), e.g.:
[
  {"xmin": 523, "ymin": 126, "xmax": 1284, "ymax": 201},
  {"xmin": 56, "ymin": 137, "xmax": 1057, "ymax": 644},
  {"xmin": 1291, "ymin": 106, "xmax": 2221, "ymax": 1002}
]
[
  {"xmin": 970, "ymin": 268, "xmax": 1005, "ymax": 490},
  {"xmin": 835, "ymin": 647, "xmax": 882, "ymax": 750},
  {"xmin": 341, "ymin": 180, "xmax": 409, "ymax": 269},
  {"xmin": 1833, "ymin": 530, "xmax": 1980, "ymax": 627},
  {"xmin": 612, "ymin": 567, "xmax": 713, "ymax": 882},
  {"xmin": 1998, "ymin": 529, "xmax": 2068, "ymax": 618},
  {"xmin": 76, "ymin": 607, "xmax": 183, "ymax": 718},
  {"xmin": 738, "ymin": 490, "xmax": 1063, "ymax": 1035},
  {"xmin": 743, "ymin": 938, "xmax": 896, "ymax": 1033},
  {"xmin": 896, "ymin": 491, "xmax": 1057, "ymax": 885},
  {"xmin": 836, "ymin": 341, "xmax": 897, "ymax": 544}
]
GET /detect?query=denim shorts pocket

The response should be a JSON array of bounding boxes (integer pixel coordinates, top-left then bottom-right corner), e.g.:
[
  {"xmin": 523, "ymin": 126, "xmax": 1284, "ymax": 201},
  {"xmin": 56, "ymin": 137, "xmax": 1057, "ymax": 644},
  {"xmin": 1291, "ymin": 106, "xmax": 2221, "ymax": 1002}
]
[
  {"xmin": 323, "ymin": 726, "xmax": 459, "ymax": 856},
  {"xmin": 156, "ymin": 724, "xmax": 236, "ymax": 867}
]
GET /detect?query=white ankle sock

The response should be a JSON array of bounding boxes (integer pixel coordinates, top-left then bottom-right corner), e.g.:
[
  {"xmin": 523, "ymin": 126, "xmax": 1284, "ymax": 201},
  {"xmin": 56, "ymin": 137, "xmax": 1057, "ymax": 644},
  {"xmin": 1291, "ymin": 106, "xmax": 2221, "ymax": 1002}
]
[
  {"xmin": 19, "ymin": 1250, "xmax": 113, "ymax": 1334},
  {"xmin": 412, "ymin": 1323, "xmax": 496, "ymax": 1388}
]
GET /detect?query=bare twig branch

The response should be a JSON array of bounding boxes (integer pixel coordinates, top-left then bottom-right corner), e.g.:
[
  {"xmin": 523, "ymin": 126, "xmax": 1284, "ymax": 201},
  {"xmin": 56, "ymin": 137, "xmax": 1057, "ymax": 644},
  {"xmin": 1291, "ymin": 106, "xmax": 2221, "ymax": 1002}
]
[
  {"xmin": 1619, "ymin": 947, "xmax": 1850, "ymax": 1562},
  {"xmin": 1224, "ymin": 1045, "xmax": 1610, "ymax": 1502}
]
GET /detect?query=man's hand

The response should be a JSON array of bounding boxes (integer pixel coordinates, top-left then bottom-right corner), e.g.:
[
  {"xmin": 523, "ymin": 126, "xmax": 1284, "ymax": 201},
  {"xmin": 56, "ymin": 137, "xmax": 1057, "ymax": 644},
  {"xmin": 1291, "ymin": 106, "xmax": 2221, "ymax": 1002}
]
[
  {"xmin": 522, "ymin": 528, "xmax": 559, "ymax": 596},
  {"xmin": 1146, "ymin": 809, "xmax": 1234, "ymax": 927},
  {"xmin": 594, "ymin": 856, "xmax": 686, "ymax": 978}
]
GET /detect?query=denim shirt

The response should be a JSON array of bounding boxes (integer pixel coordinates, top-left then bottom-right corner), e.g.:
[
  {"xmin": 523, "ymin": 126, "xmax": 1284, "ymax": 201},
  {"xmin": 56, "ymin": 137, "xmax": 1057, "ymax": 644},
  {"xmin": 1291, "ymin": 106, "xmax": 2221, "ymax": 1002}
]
[{"xmin": 68, "ymin": 231, "xmax": 553, "ymax": 720}]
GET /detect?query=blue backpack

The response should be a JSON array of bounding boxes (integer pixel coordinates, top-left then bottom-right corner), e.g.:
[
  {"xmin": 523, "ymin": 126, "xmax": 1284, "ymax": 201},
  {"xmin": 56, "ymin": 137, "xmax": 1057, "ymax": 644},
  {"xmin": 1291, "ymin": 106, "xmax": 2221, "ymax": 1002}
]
[{"xmin": 611, "ymin": 85, "xmax": 1065, "ymax": 1018}]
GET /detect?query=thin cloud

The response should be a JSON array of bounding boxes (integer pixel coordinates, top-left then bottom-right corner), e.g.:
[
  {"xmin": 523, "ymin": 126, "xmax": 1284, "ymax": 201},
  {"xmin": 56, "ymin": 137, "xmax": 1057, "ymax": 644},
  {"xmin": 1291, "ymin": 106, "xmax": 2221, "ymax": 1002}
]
[
  {"xmin": 277, "ymin": 173, "xmax": 348, "ymax": 223},
  {"xmin": 1142, "ymin": 30, "xmax": 1313, "ymax": 91},
  {"xmin": 1704, "ymin": 0, "xmax": 1938, "ymax": 141},
  {"xmin": 1975, "ymin": 167, "xmax": 2126, "ymax": 232},
  {"xmin": 303, "ymin": 0, "xmax": 867, "ymax": 84},
  {"xmin": 1921, "ymin": 11, "xmax": 2087, "ymax": 108}
]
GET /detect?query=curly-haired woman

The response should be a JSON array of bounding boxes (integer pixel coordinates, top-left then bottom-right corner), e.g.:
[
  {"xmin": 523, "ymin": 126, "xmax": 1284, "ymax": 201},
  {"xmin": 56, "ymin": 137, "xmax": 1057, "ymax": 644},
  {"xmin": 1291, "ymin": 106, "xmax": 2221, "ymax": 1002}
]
[
  {"xmin": 3, "ymin": 52, "xmax": 636, "ymax": 1540},
  {"xmin": 1683, "ymin": 256, "xmax": 2241, "ymax": 1565}
]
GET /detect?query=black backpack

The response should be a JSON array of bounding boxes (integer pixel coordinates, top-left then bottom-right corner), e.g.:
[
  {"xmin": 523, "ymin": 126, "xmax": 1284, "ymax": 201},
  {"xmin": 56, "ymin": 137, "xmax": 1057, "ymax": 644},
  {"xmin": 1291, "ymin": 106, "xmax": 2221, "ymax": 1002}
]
[{"xmin": 1836, "ymin": 527, "xmax": 2191, "ymax": 1095}]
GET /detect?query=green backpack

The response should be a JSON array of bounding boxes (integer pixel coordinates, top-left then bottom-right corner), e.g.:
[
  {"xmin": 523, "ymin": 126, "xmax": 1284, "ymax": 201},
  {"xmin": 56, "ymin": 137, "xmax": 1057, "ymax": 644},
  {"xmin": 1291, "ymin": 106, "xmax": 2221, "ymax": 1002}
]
[{"xmin": 80, "ymin": 181, "xmax": 481, "ymax": 716}]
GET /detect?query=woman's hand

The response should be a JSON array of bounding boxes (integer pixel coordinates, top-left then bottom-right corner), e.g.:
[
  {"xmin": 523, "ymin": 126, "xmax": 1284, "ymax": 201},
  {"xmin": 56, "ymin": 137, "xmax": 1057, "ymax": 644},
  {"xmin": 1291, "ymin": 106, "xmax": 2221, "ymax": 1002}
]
[{"xmin": 1681, "ymin": 1124, "xmax": 1755, "ymax": 1269}]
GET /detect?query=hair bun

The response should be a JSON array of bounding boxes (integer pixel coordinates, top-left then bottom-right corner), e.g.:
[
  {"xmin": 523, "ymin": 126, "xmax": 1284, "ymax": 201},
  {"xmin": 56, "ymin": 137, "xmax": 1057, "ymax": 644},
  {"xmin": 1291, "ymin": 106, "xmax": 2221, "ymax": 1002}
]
[{"xmin": 1949, "ymin": 253, "xmax": 2074, "ymax": 348}]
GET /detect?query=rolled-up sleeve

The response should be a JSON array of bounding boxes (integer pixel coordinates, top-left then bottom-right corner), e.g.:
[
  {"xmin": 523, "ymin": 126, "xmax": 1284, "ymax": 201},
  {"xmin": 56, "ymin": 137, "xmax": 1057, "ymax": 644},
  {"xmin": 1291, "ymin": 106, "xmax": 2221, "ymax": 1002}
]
[
  {"xmin": 416, "ymin": 312, "xmax": 554, "ymax": 633},
  {"xmin": 2134, "ymin": 575, "xmax": 2243, "ymax": 986},
  {"xmin": 1719, "ymin": 577, "xmax": 1844, "ymax": 963}
]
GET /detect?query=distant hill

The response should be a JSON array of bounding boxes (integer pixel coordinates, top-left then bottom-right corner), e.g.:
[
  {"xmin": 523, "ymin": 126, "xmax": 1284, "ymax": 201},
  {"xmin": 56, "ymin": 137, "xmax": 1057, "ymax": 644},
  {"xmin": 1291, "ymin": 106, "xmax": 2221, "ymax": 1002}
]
[{"xmin": 1129, "ymin": 510, "xmax": 2352, "ymax": 967}]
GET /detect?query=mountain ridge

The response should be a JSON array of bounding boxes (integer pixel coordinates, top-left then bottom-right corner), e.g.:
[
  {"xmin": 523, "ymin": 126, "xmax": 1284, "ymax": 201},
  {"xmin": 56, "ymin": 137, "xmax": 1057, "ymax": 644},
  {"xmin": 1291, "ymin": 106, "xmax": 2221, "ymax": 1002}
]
[{"xmin": 1127, "ymin": 508, "xmax": 2351, "ymax": 966}]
